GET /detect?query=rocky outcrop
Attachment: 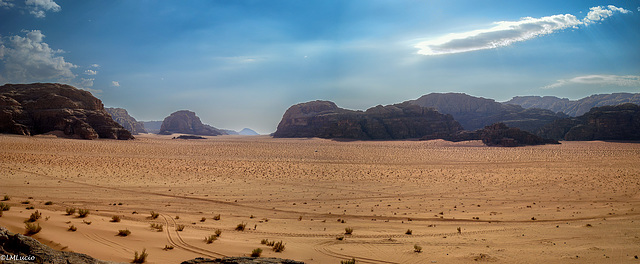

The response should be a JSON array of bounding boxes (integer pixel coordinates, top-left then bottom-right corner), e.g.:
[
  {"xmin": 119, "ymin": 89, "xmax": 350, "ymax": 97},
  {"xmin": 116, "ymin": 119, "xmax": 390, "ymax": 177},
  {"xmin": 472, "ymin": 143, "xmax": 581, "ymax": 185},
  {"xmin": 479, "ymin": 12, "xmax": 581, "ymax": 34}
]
[
  {"xmin": 505, "ymin": 93, "xmax": 640, "ymax": 117},
  {"xmin": 273, "ymin": 100, "xmax": 463, "ymax": 140},
  {"xmin": 182, "ymin": 257, "xmax": 304, "ymax": 264},
  {"xmin": 104, "ymin": 108, "xmax": 146, "ymax": 134},
  {"xmin": 159, "ymin": 110, "xmax": 224, "ymax": 136},
  {"xmin": 537, "ymin": 103, "xmax": 640, "ymax": 141},
  {"xmin": 422, "ymin": 123, "xmax": 559, "ymax": 147},
  {"xmin": 0, "ymin": 83, "xmax": 133, "ymax": 140},
  {"xmin": 0, "ymin": 227, "xmax": 116, "ymax": 264},
  {"xmin": 141, "ymin": 121, "xmax": 162, "ymax": 134},
  {"xmin": 408, "ymin": 93, "xmax": 566, "ymax": 131}
]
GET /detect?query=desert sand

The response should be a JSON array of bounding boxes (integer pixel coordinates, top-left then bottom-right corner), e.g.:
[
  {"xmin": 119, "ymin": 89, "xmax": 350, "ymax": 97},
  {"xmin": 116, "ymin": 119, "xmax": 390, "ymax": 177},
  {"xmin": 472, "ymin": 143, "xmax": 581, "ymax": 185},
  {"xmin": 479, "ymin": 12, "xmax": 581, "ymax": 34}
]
[{"xmin": 0, "ymin": 134, "xmax": 639, "ymax": 263}]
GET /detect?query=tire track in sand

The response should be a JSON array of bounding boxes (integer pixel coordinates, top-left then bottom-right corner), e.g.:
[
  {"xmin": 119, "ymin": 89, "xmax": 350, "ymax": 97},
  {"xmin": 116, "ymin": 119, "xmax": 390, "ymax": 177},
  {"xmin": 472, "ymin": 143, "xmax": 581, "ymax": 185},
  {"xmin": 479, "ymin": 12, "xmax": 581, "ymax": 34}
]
[{"xmin": 161, "ymin": 214, "xmax": 226, "ymax": 258}]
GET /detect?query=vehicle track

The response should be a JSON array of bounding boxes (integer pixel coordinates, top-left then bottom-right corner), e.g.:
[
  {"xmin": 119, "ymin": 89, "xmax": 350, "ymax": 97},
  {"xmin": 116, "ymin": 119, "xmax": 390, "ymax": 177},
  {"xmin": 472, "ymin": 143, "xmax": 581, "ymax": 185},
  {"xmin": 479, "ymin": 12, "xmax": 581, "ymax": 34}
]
[
  {"xmin": 161, "ymin": 214, "xmax": 227, "ymax": 258},
  {"xmin": 314, "ymin": 240, "xmax": 401, "ymax": 264}
]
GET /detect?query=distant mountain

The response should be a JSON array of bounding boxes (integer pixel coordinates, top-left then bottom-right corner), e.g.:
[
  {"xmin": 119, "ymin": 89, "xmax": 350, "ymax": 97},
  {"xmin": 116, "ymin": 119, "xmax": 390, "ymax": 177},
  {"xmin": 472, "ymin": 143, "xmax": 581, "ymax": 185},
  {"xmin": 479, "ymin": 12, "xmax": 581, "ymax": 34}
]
[
  {"xmin": 141, "ymin": 121, "xmax": 162, "ymax": 134},
  {"xmin": 105, "ymin": 108, "xmax": 146, "ymax": 134},
  {"xmin": 505, "ymin": 93, "xmax": 640, "ymax": 117},
  {"xmin": 537, "ymin": 103, "xmax": 640, "ymax": 141},
  {"xmin": 159, "ymin": 110, "xmax": 224, "ymax": 136},
  {"xmin": 407, "ymin": 93, "xmax": 566, "ymax": 131},
  {"xmin": 239, "ymin": 128, "xmax": 259, "ymax": 135},
  {"xmin": 273, "ymin": 100, "xmax": 463, "ymax": 140},
  {"xmin": 0, "ymin": 83, "xmax": 133, "ymax": 140},
  {"xmin": 220, "ymin": 129, "xmax": 239, "ymax": 135}
]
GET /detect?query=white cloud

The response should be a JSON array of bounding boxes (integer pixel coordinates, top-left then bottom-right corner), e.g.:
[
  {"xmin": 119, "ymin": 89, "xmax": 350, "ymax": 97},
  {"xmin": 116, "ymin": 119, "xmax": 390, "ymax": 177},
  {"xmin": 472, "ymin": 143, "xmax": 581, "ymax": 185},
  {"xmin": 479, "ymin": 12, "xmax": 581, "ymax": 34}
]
[
  {"xmin": 84, "ymin": 69, "xmax": 97, "ymax": 75},
  {"xmin": 543, "ymin": 75, "xmax": 640, "ymax": 89},
  {"xmin": 111, "ymin": 81, "xmax": 120, "ymax": 87},
  {"xmin": 25, "ymin": 0, "xmax": 60, "ymax": 18},
  {"xmin": 0, "ymin": 0, "xmax": 14, "ymax": 8},
  {"xmin": 79, "ymin": 78, "xmax": 94, "ymax": 87},
  {"xmin": 415, "ymin": 5, "xmax": 631, "ymax": 56},
  {"xmin": 0, "ymin": 30, "xmax": 77, "ymax": 83},
  {"xmin": 90, "ymin": 64, "xmax": 100, "ymax": 68}
]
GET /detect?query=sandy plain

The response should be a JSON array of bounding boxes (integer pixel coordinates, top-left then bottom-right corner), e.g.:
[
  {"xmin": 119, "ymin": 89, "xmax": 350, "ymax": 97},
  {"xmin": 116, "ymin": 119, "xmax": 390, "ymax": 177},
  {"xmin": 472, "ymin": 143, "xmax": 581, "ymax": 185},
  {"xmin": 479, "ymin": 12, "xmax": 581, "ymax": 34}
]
[{"xmin": 0, "ymin": 133, "xmax": 639, "ymax": 263}]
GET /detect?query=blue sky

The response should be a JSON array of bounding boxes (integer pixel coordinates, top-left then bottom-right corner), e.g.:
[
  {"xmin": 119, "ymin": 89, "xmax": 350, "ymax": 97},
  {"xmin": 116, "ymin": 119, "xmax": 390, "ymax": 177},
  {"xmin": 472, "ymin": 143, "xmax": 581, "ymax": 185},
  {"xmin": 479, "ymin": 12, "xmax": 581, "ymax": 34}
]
[{"xmin": 1, "ymin": 0, "xmax": 639, "ymax": 133}]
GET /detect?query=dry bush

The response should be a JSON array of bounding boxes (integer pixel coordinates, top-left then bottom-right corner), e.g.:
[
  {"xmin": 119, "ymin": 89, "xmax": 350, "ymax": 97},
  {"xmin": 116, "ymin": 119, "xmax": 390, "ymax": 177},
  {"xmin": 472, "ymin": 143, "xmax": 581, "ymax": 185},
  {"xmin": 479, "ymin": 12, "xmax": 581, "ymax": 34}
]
[
  {"xmin": 132, "ymin": 249, "xmax": 147, "ymax": 263},
  {"xmin": 200, "ymin": 217, "xmax": 206, "ymax": 222},
  {"xmin": 25, "ymin": 210, "xmax": 41, "ymax": 222},
  {"xmin": 44, "ymin": 201, "xmax": 53, "ymax": 205},
  {"xmin": 251, "ymin": 248, "xmax": 262, "ymax": 257},
  {"xmin": 1, "ymin": 195, "xmax": 9, "ymax": 201},
  {"xmin": 405, "ymin": 229, "xmax": 412, "ymax": 235},
  {"xmin": 414, "ymin": 244, "xmax": 422, "ymax": 253},
  {"xmin": 111, "ymin": 215, "xmax": 121, "ymax": 222},
  {"xmin": 163, "ymin": 245, "xmax": 174, "ymax": 250},
  {"xmin": 150, "ymin": 211, "xmax": 159, "ymax": 219},
  {"xmin": 272, "ymin": 240, "xmax": 285, "ymax": 252},
  {"xmin": 68, "ymin": 225, "xmax": 77, "ymax": 232},
  {"xmin": 117, "ymin": 229, "xmax": 131, "ymax": 236},
  {"xmin": 150, "ymin": 223, "xmax": 163, "ymax": 232},
  {"xmin": 204, "ymin": 234, "xmax": 217, "ymax": 244},
  {"xmin": 341, "ymin": 258, "xmax": 356, "ymax": 264},
  {"xmin": 345, "ymin": 227, "xmax": 353, "ymax": 235},
  {"xmin": 215, "ymin": 229, "xmax": 222, "ymax": 237},
  {"xmin": 21, "ymin": 200, "xmax": 30, "ymax": 204},
  {"xmin": 0, "ymin": 202, "xmax": 10, "ymax": 211},
  {"xmin": 176, "ymin": 224, "xmax": 185, "ymax": 231},
  {"xmin": 24, "ymin": 222, "xmax": 41, "ymax": 235},
  {"xmin": 65, "ymin": 207, "xmax": 75, "ymax": 215},
  {"xmin": 235, "ymin": 222, "xmax": 247, "ymax": 231},
  {"xmin": 213, "ymin": 214, "xmax": 221, "ymax": 220},
  {"xmin": 336, "ymin": 236, "xmax": 344, "ymax": 240},
  {"xmin": 260, "ymin": 239, "xmax": 269, "ymax": 244},
  {"xmin": 77, "ymin": 209, "xmax": 90, "ymax": 218}
]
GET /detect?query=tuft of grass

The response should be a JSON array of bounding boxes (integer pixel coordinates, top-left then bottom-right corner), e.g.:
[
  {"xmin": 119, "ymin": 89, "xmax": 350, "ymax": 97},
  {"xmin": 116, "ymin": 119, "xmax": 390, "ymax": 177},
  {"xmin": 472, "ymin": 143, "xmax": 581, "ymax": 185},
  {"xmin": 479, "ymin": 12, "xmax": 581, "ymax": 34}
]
[
  {"xmin": 266, "ymin": 240, "xmax": 275, "ymax": 247},
  {"xmin": 405, "ymin": 229, "xmax": 412, "ymax": 235},
  {"xmin": 175, "ymin": 215, "xmax": 180, "ymax": 219},
  {"xmin": 111, "ymin": 215, "xmax": 121, "ymax": 222},
  {"xmin": 336, "ymin": 236, "xmax": 344, "ymax": 241},
  {"xmin": 21, "ymin": 200, "xmax": 30, "ymax": 204},
  {"xmin": 272, "ymin": 240, "xmax": 285, "ymax": 252},
  {"xmin": 163, "ymin": 245, "xmax": 174, "ymax": 250},
  {"xmin": 200, "ymin": 217, "xmax": 206, "ymax": 222},
  {"xmin": 24, "ymin": 222, "xmax": 42, "ymax": 235},
  {"xmin": 68, "ymin": 225, "xmax": 77, "ymax": 232},
  {"xmin": 341, "ymin": 258, "xmax": 356, "ymax": 264},
  {"xmin": 585, "ymin": 224, "xmax": 592, "ymax": 227},
  {"xmin": 457, "ymin": 227, "xmax": 461, "ymax": 234},
  {"xmin": 25, "ymin": 210, "xmax": 42, "ymax": 222},
  {"xmin": 132, "ymin": 249, "xmax": 148, "ymax": 263},
  {"xmin": 344, "ymin": 227, "xmax": 354, "ymax": 235},
  {"xmin": 0, "ymin": 202, "xmax": 10, "ymax": 211},
  {"xmin": 65, "ymin": 207, "xmax": 76, "ymax": 215},
  {"xmin": 414, "ymin": 244, "xmax": 422, "ymax": 253},
  {"xmin": 215, "ymin": 229, "xmax": 222, "ymax": 237},
  {"xmin": 25, "ymin": 206, "xmax": 34, "ymax": 210},
  {"xmin": 150, "ymin": 223, "xmax": 163, "ymax": 232},
  {"xmin": 77, "ymin": 208, "xmax": 90, "ymax": 218},
  {"xmin": 1, "ymin": 195, "xmax": 9, "ymax": 201},
  {"xmin": 235, "ymin": 222, "xmax": 247, "ymax": 231},
  {"xmin": 213, "ymin": 214, "xmax": 221, "ymax": 221},
  {"xmin": 260, "ymin": 238, "xmax": 269, "ymax": 244},
  {"xmin": 117, "ymin": 229, "xmax": 131, "ymax": 236},
  {"xmin": 176, "ymin": 224, "xmax": 185, "ymax": 231},
  {"xmin": 44, "ymin": 201, "xmax": 53, "ymax": 205},
  {"xmin": 150, "ymin": 211, "xmax": 159, "ymax": 219},
  {"xmin": 204, "ymin": 234, "xmax": 217, "ymax": 244},
  {"xmin": 251, "ymin": 248, "xmax": 263, "ymax": 257}
]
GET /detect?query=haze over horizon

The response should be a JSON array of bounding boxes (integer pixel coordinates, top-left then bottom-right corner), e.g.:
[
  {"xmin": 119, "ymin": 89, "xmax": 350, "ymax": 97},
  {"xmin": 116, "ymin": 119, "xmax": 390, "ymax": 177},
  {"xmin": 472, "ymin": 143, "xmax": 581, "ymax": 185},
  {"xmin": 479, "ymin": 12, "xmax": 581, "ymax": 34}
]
[{"xmin": 1, "ymin": 1, "xmax": 639, "ymax": 134}]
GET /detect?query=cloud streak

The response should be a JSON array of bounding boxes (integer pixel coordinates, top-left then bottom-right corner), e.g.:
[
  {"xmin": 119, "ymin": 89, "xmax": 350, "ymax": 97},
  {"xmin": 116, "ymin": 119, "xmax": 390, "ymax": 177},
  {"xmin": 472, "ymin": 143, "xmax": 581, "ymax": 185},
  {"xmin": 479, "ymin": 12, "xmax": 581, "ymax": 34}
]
[
  {"xmin": 415, "ymin": 5, "xmax": 631, "ymax": 56},
  {"xmin": 25, "ymin": 0, "xmax": 61, "ymax": 18},
  {"xmin": 543, "ymin": 75, "xmax": 640, "ymax": 89}
]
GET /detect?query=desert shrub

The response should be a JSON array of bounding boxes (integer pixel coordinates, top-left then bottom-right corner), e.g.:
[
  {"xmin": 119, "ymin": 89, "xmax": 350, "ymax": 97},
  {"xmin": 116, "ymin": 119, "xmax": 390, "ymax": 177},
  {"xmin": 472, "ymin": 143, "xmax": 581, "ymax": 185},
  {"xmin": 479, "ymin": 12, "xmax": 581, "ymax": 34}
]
[
  {"xmin": 272, "ymin": 240, "xmax": 285, "ymax": 252},
  {"xmin": 68, "ymin": 225, "xmax": 77, "ymax": 232},
  {"xmin": 235, "ymin": 222, "xmax": 247, "ymax": 231},
  {"xmin": 44, "ymin": 201, "xmax": 53, "ymax": 205},
  {"xmin": 213, "ymin": 214, "xmax": 221, "ymax": 220},
  {"xmin": 163, "ymin": 245, "xmax": 173, "ymax": 250},
  {"xmin": 344, "ymin": 227, "xmax": 353, "ymax": 235},
  {"xmin": 215, "ymin": 229, "xmax": 222, "ymax": 237},
  {"xmin": 336, "ymin": 236, "xmax": 344, "ymax": 240},
  {"xmin": 0, "ymin": 202, "xmax": 10, "ymax": 211},
  {"xmin": 150, "ymin": 211, "xmax": 159, "ymax": 219},
  {"xmin": 414, "ymin": 244, "xmax": 422, "ymax": 253},
  {"xmin": 266, "ymin": 240, "xmax": 275, "ymax": 246},
  {"xmin": 77, "ymin": 208, "xmax": 90, "ymax": 218},
  {"xmin": 25, "ymin": 206, "xmax": 34, "ymax": 210},
  {"xmin": 204, "ymin": 235, "xmax": 217, "ymax": 244},
  {"xmin": 82, "ymin": 220, "xmax": 92, "ymax": 225},
  {"xmin": 457, "ymin": 227, "xmax": 461, "ymax": 234},
  {"xmin": 200, "ymin": 217, "xmax": 206, "ymax": 222},
  {"xmin": 117, "ymin": 229, "xmax": 131, "ymax": 236},
  {"xmin": 25, "ymin": 210, "xmax": 42, "ymax": 222},
  {"xmin": 176, "ymin": 224, "xmax": 185, "ymax": 231},
  {"xmin": 260, "ymin": 239, "xmax": 269, "ymax": 244},
  {"xmin": 341, "ymin": 258, "xmax": 356, "ymax": 264},
  {"xmin": 251, "ymin": 248, "xmax": 263, "ymax": 257},
  {"xmin": 132, "ymin": 249, "xmax": 148, "ymax": 263},
  {"xmin": 111, "ymin": 215, "xmax": 121, "ymax": 222},
  {"xmin": 65, "ymin": 207, "xmax": 75, "ymax": 215},
  {"xmin": 175, "ymin": 215, "xmax": 180, "ymax": 219},
  {"xmin": 21, "ymin": 200, "xmax": 30, "ymax": 204},
  {"xmin": 1, "ymin": 195, "xmax": 9, "ymax": 201},
  {"xmin": 24, "ymin": 222, "xmax": 41, "ymax": 235},
  {"xmin": 405, "ymin": 229, "xmax": 412, "ymax": 235},
  {"xmin": 150, "ymin": 223, "xmax": 163, "ymax": 232}
]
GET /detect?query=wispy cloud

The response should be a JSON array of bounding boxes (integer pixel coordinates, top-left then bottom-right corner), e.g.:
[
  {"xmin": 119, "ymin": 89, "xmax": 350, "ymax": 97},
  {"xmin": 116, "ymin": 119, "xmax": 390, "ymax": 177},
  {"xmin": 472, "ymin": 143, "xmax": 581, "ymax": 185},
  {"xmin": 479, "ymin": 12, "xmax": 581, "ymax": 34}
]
[
  {"xmin": 84, "ymin": 69, "xmax": 97, "ymax": 75},
  {"xmin": 25, "ymin": 0, "xmax": 60, "ymax": 18},
  {"xmin": 543, "ymin": 75, "xmax": 640, "ymax": 89},
  {"xmin": 111, "ymin": 81, "xmax": 120, "ymax": 87},
  {"xmin": 0, "ymin": 30, "xmax": 77, "ymax": 82},
  {"xmin": 0, "ymin": 0, "xmax": 14, "ymax": 8},
  {"xmin": 415, "ymin": 5, "xmax": 631, "ymax": 56}
]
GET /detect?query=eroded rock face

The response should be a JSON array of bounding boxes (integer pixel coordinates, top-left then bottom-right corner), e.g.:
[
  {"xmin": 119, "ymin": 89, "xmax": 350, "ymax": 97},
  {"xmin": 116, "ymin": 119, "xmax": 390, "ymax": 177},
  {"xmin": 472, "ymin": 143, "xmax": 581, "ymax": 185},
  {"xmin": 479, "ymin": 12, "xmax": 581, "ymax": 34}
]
[
  {"xmin": 273, "ymin": 100, "xmax": 463, "ymax": 140},
  {"xmin": 506, "ymin": 93, "xmax": 640, "ymax": 117},
  {"xmin": 0, "ymin": 83, "xmax": 133, "ymax": 140},
  {"xmin": 159, "ymin": 110, "xmax": 224, "ymax": 136},
  {"xmin": 479, "ymin": 123, "xmax": 559, "ymax": 147},
  {"xmin": 105, "ymin": 108, "xmax": 147, "ymax": 134}
]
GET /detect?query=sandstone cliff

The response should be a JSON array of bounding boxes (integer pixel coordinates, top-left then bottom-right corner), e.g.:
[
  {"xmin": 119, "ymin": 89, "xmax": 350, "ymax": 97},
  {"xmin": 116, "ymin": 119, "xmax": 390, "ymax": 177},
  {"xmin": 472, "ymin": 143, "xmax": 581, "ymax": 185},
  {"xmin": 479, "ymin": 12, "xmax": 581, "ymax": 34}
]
[
  {"xmin": 273, "ymin": 100, "xmax": 463, "ymax": 140},
  {"xmin": 505, "ymin": 93, "xmax": 640, "ymax": 117},
  {"xmin": 159, "ymin": 110, "xmax": 224, "ymax": 136},
  {"xmin": 0, "ymin": 83, "xmax": 133, "ymax": 140},
  {"xmin": 105, "ymin": 107, "xmax": 147, "ymax": 134}
]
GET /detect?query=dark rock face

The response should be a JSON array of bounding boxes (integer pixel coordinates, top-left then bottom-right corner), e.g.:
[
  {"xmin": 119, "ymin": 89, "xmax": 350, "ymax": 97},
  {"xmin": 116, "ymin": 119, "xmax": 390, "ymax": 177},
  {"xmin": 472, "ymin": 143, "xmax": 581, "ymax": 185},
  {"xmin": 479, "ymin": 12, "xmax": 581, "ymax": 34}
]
[
  {"xmin": 408, "ymin": 93, "xmax": 566, "ymax": 131},
  {"xmin": 506, "ymin": 93, "xmax": 640, "ymax": 117},
  {"xmin": 182, "ymin": 257, "xmax": 304, "ymax": 264},
  {"xmin": 273, "ymin": 100, "xmax": 463, "ymax": 140},
  {"xmin": 0, "ymin": 227, "xmax": 116, "ymax": 264},
  {"xmin": 0, "ymin": 83, "xmax": 133, "ymax": 140},
  {"xmin": 104, "ymin": 107, "xmax": 147, "ymax": 134},
  {"xmin": 159, "ymin": 110, "xmax": 224, "ymax": 136},
  {"xmin": 422, "ymin": 123, "xmax": 558, "ymax": 147},
  {"xmin": 538, "ymin": 103, "xmax": 640, "ymax": 141}
]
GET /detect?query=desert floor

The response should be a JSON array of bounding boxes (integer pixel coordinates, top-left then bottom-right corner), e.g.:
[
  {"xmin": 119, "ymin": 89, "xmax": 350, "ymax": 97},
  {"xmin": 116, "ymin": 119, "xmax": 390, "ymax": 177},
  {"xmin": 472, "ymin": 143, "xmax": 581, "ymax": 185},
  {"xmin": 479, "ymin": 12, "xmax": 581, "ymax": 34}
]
[{"xmin": 0, "ymin": 134, "xmax": 639, "ymax": 263}]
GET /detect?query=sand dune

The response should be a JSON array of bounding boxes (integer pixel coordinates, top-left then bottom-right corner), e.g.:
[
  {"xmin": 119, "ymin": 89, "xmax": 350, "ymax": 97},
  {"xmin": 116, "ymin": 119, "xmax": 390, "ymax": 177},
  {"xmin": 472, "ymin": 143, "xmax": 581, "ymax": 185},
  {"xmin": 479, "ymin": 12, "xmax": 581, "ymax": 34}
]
[{"xmin": 1, "ymin": 134, "xmax": 639, "ymax": 263}]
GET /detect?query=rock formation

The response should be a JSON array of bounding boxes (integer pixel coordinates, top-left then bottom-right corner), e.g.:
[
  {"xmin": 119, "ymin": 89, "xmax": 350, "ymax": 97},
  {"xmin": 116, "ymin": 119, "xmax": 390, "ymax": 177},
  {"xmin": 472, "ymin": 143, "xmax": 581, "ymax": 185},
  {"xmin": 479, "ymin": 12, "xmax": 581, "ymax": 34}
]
[
  {"xmin": 0, "ymin": 227, "xmax": 116, "ymax": 264},
  {"xmin": 505, "ymin": 93, "xmax": 640, "ymax": 117},
  {"xmin": 182, "ymin": 257, "xmax": 304, "ymax": 264},
  {"xmin": 422, "ymin": 123, "xmax": 559, "ymax": 147},
  {"xmin": 407, "ymin": 93, "xmax": 566, "ymax": 131},
  {"xmin": 0, "ymin": 83, "xmax": 133, "ymax": 140},
  {"xmin": 239, "ymin": 128, "xmax": 259, "ymax": 135},
  {"xmin": 159, "ymin": 110, "xmax": 224, "ymax": 136},
  {"xmin": 273, "ymin": 100, "xmax": 463, "ymax": 140},
  {"xmin": 537, "ymin": 103, "xmax": 640, "ymax": 141},
  {"xmin": 104, "ymin": 107, "xmax": 146, "ymax": 134}
]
